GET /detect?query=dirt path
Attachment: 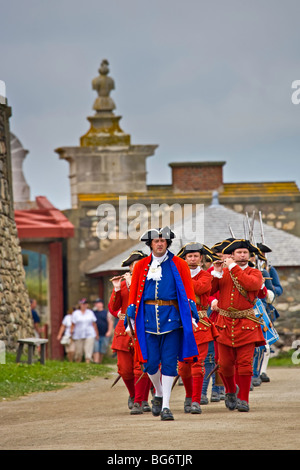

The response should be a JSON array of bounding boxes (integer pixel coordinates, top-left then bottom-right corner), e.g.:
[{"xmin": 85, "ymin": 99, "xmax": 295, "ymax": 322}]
[{"xmin": 0, "ymin": 367, "xmax": 299, "ymax": 451}]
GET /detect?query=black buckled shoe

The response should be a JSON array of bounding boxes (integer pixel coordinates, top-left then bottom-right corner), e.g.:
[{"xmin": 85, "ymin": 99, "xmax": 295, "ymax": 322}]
[
  {"xmin": 191, "ymin": 402, "xmax": 202, "ymax": 414},
  {"xmin": 160, "ymin": 407, "xmax": 174, "ymax": 421},
  {"xmin": 225, "ymin": 390, "xmax": 238, "ymax": 410},
  {"xmin": 128, "ymin": 396, "xmax": 135, "ymax": 410},
  {"xmin": 237, "ymin": 399, "xmax": 250, "ymax": 412},
  {"xmin": 151, "ymin": 396, "xmax": 163, "ymax": 416},
  {"xmin": 142, "ymin": 401, "xmax": 151, "ymax": 412},
  {"xmin": 130, "ymin": 402, "xmax": 143, "ymax": 415},
  {"xmin": 260, "ymin": 372, "xmax": 270, "ymax": 383},
  {"xmin": 184, "ymin": 397, "xmax": 192, "ymax": 413},
  {"xmin": 225, "ymin": 385, "xmax": 238, "ymax": 410}
]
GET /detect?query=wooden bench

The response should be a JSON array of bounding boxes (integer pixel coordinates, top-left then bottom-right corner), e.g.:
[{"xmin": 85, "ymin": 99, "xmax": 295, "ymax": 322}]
[{"xmin": 16, "ymin": 338, "xmax": 48, "ymax": 365}]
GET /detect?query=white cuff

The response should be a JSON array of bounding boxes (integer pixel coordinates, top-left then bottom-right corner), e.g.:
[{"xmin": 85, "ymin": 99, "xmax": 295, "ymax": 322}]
[
  {"xmin": 228, "ymin": 262, "xmax": 237, "ymax": 270},
  {"xmin": 266, "ymin": 290, "xmax": 275, "ymax": 304},
  {"xmin": 211, "ymin": 270, "xmax": 223, "ymax": 279},
  {"xmin": 114, "ymin": 286, "xmax": 121, "ymax": 292}
]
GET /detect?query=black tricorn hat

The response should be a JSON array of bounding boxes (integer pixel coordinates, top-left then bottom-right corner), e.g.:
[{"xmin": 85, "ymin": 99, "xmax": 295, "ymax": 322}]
[
  {"xmin": 211, "ymin": 238, "xmax": 236, "ymax": 253},
  {"xmin": 121, "ymin": 250, "xmax": 147, "ymax": 267},
  {"xmin": 177, "ymin": 242, "xmax": 218, "ymax": 260},
  {"xmin": 250, "ymin": 251, "xmax": 267, "ymax": 262},
  {"xmin": 140, "ymin": 226, "xmax": 175, "ymax": 247},
  {"xmin": 222, "ymin": 239, "xmax": 262, "ymax": 255},
  {"xmin": 256, "ymin": 242, "xmax": 272, "ymax": 253}
]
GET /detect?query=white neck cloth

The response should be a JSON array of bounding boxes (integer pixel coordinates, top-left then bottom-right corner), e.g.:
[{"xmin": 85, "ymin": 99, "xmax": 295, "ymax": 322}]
[{"xmin": 147, "ymin": 252, "xmax": 168, "ymax": 281}]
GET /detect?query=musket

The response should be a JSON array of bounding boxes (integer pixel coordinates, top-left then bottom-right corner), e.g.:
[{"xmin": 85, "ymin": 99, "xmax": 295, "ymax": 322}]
[
  {"xmin": 259, "ymin": 211, "xmax": 266, "ymax": 244},
  {"xmin": 251, "ymin": 210, "xmax": 257, "ymax": 245},
  {"xmin": 259, "ymin": 210, "xmax": 269, "ymax": 267},
  {"xmin": 228, "ymin": 224, "xmax": 235, "ymax": 238},
  {"xmin": 245, "ymin": 212, "xmax": 252, "ymax": 243}
]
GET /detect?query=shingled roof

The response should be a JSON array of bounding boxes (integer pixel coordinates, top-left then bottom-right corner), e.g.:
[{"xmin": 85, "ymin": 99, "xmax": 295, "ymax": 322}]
[{"xmin": 87, "ymin": 202, "xmax": 300, "ymax": 274}]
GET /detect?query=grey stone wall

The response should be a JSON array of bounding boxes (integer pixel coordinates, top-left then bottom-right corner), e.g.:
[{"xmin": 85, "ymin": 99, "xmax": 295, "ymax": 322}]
[
  {"xmin": 226, "ymin": 201, "xmax": 300, "ymax": 239},
  {"xmin": 274, "ymin": 267, "xmax": 300, "ymax": 347},
  {"xmin": 0, "ymin": 103, "xmax": 34, "ymax": 350}
]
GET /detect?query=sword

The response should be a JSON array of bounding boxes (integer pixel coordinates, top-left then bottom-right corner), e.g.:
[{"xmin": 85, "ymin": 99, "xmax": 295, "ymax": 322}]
[
  {"xmin": 135, "ymin": 370, "xmax": 146, "ymax": 386},
  {"xmin": 206, "ymin": 363, "xmax": 219, "ymax": 380},
  {"xmin": 126, "ymin": 312, "xmax": 135, "ymax": 339},
  {"xmin": 111, "ymin": 374, "xmax": 122, "ymax": 388},
  {"xmin": 172, "ymin": 374, "xmax": 180, "ymax": 390}
]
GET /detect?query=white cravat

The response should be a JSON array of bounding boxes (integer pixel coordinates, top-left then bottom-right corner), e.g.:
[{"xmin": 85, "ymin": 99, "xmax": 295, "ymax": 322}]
[
  {"xmin": 147, "ymin": 252, "xmax": 168, "ymax": 281},
  {"xmin": 190, "ymin": 266, "xmax": 201, "ymax": 278}
]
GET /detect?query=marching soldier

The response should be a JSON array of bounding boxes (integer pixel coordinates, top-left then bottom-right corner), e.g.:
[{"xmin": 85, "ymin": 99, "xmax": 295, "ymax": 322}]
[
  {"xmin": 126, "ymin": 227, "xmax": 199, "ymax": 421},
  {"xmin": 108, "ymin": 250, "xmax": 152, "ymax": 415},
  {"xmin": 176, "ymin": 242, "xmax": 219, "ymax": 414},
  {"xmin": 210, "ymin": 239, "xmax": 266, "ymax": 412}
]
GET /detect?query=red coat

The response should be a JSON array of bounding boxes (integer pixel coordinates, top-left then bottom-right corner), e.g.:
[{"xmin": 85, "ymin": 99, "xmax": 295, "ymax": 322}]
[
  {"xmin": 211, "ymin": 265, "xmax": 265, "ymax": 348},
  {"xmin": 108, "ymin": 280, "xmax": 134, "ymax": 353},
  {"xmin": 192, "ymin": 269, "xmax": 218, "ymax": 344}
]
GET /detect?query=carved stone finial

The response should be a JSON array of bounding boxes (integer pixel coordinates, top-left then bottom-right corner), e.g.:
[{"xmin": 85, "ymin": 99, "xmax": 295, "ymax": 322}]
[
  {"xmin": 91, "ymin": 59, "xmax": 116, "ymax": 113},
  {"xmin": 80, "ymin": 60, "xmax": 131, "ymax": 146}
]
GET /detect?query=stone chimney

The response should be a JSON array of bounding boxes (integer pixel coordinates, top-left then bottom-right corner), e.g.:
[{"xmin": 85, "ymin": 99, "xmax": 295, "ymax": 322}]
[{"xmin": 169, "ymin": 161, "xmax": 226, "ymax": 193}]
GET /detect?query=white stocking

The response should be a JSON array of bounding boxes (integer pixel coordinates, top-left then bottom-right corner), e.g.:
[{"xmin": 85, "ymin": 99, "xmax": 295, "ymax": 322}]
[
  {"xmin": 261, "ymin": 344, "xmax": 270, "ymax": 374},
  {"xmin": 161, "ymin": 375, "xmax": 174, "ymax": 410},
  {"xmin": 148, "ymin": 370, "xmax": 163, "ymax": 397}
]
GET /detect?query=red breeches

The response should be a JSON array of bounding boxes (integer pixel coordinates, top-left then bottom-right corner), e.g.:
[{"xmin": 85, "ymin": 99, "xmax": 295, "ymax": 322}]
[
  {"xmin": 178, "ymin": 342, "xmax": 208, "ymax": 379},
  {"xmin": 178, "ymin": 342, "xmax": 209, "ymax": 403},
  {"xmin": 217, "ymin": 342, "xmax": 255, "ymax": 377},
  {"xmin": 117, "ymin": 349, "xmax": 144, "ymax": 380}
]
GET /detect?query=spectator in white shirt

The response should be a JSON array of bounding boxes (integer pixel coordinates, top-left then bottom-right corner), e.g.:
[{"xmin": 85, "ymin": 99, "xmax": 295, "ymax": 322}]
[{"xmin": 71, "ymin": 299, "xmax": 99, "ymax": 363}]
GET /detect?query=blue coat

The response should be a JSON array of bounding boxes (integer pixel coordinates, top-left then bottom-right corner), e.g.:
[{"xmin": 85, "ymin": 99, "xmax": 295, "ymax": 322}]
[{"xmin": 126, "ymin": 251, "xmax": 199, "ymax": 363}]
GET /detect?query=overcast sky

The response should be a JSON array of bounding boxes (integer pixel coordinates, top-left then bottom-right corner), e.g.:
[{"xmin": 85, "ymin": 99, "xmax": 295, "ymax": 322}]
[{"xmin": 1, "ymin": 0, "xmax": 300, "ymax": 210}]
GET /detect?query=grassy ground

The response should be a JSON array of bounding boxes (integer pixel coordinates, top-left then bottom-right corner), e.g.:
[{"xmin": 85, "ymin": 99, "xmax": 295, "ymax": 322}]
[
  {"xmin": 0, "ymin": 350, "xmax": 298, "ymax": 401},
  {"xmin": 0, "ymin": 352, "xmax": 116, "ymax": 401}
]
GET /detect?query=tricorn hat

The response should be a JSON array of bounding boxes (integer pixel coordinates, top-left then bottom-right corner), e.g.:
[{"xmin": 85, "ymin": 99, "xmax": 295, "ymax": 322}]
[
  {"xmin": 140, "ymin": 226, "xmax": 175, "ymax": 247},
  {"xmin": 121, "ymin": 250, "xmax": 147, "ymax": 267},
  {"xmin": 256, "ymin": 242, "xmax": 272, "ymax": 253},
  {"xmin": 222, "ymin": 239, "xmax": 262, "ymax": 255},
  {"xmin": 211, "ymin": 238, "xmax": 236, "ymax": 253},
  {"xmin": 177, "ymin": 242, "xmax": 218, "ymax": 260}
]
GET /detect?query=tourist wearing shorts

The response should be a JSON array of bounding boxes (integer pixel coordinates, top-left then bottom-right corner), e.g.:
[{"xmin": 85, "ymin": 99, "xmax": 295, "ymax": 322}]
[
  {"xmin": 93, "ymin": 299, "xmax": 114, "ymax": 363},
  {"xmin": 71, "ymin": 299, "xmax": 99, "ymax": 363}
]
